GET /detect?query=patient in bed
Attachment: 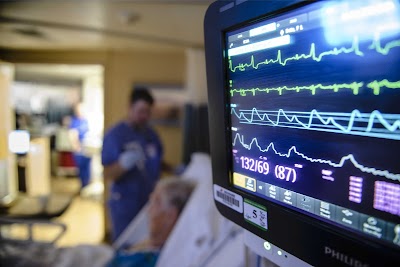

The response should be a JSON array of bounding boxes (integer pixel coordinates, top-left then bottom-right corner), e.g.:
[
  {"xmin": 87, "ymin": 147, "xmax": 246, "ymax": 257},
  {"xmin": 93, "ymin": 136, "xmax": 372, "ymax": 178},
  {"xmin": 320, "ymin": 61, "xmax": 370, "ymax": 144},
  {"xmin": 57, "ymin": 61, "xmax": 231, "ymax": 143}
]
[
  {"xmin": 106, "ymin": 177, "xmax": 195, "ymax": 267},
  {"xmin": 0, "ymin": 177, "xmax": 195, "ymax": 267}
]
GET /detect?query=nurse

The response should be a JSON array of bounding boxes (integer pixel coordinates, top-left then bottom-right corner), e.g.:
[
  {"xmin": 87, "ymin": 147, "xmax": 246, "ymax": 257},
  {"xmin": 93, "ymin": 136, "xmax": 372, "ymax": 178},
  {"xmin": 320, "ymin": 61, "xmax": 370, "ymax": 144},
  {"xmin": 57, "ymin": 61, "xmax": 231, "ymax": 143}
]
[
  {"xmin": 102, "ymin": 88, "xmax": 163, "ymax": 240},
  {"xmin": 70, "ymin": 103, "xmax": 91, "ymax": 189}
]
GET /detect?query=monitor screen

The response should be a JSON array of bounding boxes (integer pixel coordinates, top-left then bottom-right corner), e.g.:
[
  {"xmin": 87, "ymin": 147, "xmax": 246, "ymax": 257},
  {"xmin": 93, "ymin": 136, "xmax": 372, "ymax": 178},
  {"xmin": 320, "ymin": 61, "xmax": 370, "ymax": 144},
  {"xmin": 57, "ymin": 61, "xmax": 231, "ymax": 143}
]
[{"xmin": 226, "ymin": 0, "xmax": 400, "ymax": 249}]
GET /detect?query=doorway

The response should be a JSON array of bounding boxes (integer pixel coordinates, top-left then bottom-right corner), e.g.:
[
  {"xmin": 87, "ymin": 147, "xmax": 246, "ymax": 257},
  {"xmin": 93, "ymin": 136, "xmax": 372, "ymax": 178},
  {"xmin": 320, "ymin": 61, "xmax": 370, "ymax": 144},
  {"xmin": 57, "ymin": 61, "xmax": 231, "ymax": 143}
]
[{"xmin": 8, "ymin": 63, "xmax": 105, "ymax": 245}]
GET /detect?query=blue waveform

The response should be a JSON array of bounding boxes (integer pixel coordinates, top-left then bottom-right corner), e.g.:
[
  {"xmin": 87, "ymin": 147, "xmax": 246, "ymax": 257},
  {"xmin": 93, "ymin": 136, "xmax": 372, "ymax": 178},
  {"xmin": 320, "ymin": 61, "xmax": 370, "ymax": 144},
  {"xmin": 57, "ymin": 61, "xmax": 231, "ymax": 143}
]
[
  {"xmin": 231, "ymin": 108, "xmax": 400, "ymax": 140},
  {"xmin": 233, "ymin": 133, "xmax": 400, "ymax": 181}
]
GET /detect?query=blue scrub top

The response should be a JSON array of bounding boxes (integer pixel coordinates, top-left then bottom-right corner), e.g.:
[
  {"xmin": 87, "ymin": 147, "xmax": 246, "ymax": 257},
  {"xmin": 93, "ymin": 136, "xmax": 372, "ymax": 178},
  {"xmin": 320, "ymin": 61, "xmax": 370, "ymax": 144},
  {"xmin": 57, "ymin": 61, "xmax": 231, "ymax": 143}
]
[
  {"xmin": 102, "ymin": 121, "xmax": 163, "ymax": 229},
  {"xmin": 70, "ymin": 116, "xmax": 89, "ymax": 142}
]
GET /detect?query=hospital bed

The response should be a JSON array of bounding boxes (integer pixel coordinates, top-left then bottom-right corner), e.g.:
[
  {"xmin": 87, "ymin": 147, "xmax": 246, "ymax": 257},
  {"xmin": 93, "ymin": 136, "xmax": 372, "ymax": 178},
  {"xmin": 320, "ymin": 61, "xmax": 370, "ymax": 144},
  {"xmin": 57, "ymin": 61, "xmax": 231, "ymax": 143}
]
[
  {"xmin": 114, "ymin": 152, "xmax": 246, "ymax": 267},
  {"xmin": 0, "ymin": 153, "xmax": 247, "ymax": 267}
]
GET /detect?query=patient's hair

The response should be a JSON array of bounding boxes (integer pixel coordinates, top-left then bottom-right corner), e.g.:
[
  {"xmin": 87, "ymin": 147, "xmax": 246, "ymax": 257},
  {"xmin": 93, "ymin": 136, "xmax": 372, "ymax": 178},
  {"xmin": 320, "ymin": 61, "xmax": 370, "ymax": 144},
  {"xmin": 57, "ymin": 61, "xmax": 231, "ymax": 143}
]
[{"xmin": 158, "ymin": 177, "xmax": 196, "ymax": 214}]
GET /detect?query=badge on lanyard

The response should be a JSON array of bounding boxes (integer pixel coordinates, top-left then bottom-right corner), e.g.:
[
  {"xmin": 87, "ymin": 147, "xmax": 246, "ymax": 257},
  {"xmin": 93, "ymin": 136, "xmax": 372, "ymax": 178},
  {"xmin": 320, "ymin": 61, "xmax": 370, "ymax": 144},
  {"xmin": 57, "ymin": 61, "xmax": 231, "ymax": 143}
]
[{"xmin": 146, "ymin": 143, "xmax": 157, "ymax": 158}]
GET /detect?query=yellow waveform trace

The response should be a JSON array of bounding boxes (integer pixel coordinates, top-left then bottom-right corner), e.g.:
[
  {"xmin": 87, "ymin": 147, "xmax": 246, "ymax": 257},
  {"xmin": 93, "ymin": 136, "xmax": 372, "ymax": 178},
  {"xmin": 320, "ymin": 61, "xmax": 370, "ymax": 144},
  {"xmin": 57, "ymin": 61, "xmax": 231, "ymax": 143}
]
[
  {"xmin": 230, "ymin": 82, "xmax": 364, "ymax": 96},
  {"xmin": 229, "ymin": 36, "xmax": 364, "ymax": 72},
  {"xmin": 369, "ymin": 34, "xmax": 400, "ymax": 55},
  {"xmin": 367, "ymin": 80, "xmax": 400, "ymax": 95},
  {"xmin": 229, "ymin": 36, "xmax": 400, "ymax": 73}
]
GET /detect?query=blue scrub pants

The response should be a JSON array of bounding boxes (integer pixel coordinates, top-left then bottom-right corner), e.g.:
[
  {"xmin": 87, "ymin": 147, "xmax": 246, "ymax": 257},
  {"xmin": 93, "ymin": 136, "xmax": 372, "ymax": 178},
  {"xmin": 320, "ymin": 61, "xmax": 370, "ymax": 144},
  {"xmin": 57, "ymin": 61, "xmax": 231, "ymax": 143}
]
[
  {"xmin": 108, "ymin": 199, "xmax": 138, "ymax": 241},
  {"xmin": 73, "ymin": 153, "xmax": 91, "ymax": 188}
]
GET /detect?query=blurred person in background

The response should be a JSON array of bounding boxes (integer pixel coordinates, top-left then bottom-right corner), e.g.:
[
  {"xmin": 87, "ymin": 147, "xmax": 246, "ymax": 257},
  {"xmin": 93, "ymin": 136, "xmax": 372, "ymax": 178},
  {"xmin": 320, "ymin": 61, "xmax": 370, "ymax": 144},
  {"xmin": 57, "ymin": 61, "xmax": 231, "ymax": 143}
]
[
  {"xmin": 102, "ymin": 88, "xmax": 164, "ymax": 241},
  {"xmin": 70, "ymin": 102, "xmax": 92, "ymax": 190}
]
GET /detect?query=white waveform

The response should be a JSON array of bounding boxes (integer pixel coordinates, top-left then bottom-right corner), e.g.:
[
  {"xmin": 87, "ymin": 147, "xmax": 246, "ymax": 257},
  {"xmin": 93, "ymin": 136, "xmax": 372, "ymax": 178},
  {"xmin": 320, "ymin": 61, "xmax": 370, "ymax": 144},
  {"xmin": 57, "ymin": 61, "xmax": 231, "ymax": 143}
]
[
  {"xmin": 231, "ymin": 108, "xmax": 400, "ymax": 140},
  {"xmin": 233, "ymin": 133, "xmax": 400, "ymax": 181}
]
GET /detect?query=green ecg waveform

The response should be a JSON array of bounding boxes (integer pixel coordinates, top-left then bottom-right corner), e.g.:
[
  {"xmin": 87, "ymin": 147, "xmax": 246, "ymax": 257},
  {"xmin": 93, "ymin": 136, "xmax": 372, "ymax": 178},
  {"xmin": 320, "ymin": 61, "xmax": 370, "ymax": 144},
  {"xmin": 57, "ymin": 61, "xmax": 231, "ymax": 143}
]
[
  {"xmin": 369, "ymin": 35, "xmax": 400, "ymax": 55},
  {"xmin": 367, "ymin": 80, "xmax": 400, "ymax": 95},
  {"xmin": 230, "ymin": 80, "xmax": 400, "ymax": 96},
  {"xmin": 229, "ymin": 37, "xmax": 400, "ymax": 72}
]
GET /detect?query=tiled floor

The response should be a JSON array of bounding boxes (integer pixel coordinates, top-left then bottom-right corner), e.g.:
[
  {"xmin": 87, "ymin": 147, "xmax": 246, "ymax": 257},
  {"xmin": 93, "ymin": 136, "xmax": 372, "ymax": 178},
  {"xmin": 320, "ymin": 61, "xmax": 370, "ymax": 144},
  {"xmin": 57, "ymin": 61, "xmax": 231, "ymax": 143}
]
[{"xmin": 6, "ymin": 177, "xmax": 106, "ymax": 247}]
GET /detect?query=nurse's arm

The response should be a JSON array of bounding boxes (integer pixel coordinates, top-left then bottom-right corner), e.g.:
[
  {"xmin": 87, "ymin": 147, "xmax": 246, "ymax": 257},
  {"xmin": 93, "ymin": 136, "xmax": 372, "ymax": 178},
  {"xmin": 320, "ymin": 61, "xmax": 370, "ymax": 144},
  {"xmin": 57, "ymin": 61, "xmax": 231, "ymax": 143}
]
[{"xmin": 103, "ymin": 162, "xmax": 126, "ymax": 181}]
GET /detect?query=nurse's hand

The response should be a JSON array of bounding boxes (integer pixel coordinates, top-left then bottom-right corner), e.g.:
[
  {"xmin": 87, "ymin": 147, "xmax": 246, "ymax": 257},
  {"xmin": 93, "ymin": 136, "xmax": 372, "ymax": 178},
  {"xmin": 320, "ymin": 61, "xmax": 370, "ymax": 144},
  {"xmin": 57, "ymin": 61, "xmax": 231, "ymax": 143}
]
[{"xmin": 119, "ymin": 149, "xmax": 145, "ymax": 170}]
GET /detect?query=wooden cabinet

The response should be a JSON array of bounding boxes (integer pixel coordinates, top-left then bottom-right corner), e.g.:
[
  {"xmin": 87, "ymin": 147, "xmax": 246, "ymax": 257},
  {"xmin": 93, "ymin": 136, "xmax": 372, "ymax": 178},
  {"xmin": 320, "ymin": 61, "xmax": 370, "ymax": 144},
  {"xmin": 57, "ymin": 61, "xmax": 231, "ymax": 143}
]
[{"xmin": 25, "ymin": 137, "xmax": 51, "ymax": 196}]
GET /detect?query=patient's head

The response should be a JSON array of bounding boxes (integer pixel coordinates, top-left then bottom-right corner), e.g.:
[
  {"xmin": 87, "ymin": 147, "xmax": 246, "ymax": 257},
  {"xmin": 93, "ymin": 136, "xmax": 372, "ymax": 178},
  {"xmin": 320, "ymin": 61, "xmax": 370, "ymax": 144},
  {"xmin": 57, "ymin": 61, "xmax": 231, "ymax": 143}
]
[{"xmin": 148, "ymin": 177, "xmax": 195, "ymax": 248}]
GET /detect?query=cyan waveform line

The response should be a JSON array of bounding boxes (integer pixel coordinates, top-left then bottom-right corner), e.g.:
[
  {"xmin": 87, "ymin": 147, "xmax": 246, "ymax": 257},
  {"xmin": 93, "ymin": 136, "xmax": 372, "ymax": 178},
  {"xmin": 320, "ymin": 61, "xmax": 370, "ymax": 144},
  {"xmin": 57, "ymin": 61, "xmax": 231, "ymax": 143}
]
[
  {"xmin": 230, "ymin": 80, "xmax": 400, "ymax": 96},
  {"xmin": 231, "ymin": 108, "xmax": 400, "ymax": 140},
  {"xmin": 233, "ymin": 133, "xmax": 400, "ymax": 181},
  {"xmin": 229, "ymin": 36, "xmax": 400, "ymax": 72},
  {"xmin": 239, "ymin": 122, "xmax": 398, "ymax": 139}
]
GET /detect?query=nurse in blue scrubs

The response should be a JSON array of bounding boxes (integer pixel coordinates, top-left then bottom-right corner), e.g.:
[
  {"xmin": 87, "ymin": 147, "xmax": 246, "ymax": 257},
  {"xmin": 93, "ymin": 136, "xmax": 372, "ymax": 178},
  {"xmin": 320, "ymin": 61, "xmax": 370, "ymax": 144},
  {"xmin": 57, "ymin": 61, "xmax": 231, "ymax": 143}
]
[
  {"xmin": 101, "ymin": 88, "xmax": 163, "ymax": 241},
  {"xmin": 70, "ymin": 103, "xmax": 91, "ymax": 189}
]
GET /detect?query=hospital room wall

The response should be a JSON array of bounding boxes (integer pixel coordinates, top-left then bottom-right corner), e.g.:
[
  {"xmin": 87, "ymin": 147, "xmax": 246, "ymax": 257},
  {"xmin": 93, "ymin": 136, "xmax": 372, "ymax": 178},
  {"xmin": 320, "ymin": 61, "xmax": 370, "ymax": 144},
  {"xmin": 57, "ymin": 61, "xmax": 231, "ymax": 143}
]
[
  {"xmin": 0, "ymin": 49, "xmax": 186, "ymax": 166},
  {"xmin": 0, "ymin": 63, "xmax": 13, "ymax": 160},
  {"xmin": 0, "ymin": 62, "xmax": 17, "ymax": 198},
  {"xmin": 104, "ymin": 50, "xmax": 185, "ymax": 166}
]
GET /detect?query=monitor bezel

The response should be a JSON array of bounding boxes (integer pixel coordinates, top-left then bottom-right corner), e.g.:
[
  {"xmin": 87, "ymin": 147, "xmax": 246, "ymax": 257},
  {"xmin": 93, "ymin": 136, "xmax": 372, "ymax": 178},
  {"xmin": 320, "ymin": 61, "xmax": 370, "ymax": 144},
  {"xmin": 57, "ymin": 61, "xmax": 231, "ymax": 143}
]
[{"xmin": 204, "ymin": 0, "xmax": 400, "ymax": 266}]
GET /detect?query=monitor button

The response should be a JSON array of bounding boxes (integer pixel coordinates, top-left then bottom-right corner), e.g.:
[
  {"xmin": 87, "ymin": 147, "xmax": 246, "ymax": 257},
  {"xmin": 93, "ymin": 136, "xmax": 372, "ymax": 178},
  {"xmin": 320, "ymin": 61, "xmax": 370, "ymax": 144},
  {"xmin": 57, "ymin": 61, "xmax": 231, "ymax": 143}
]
[
  {"xmin": 264, "ymin": 241, "xmax": 272, "ymax": 251},
  {"xmin": 296, "ymin": 193, "xmax": 315, "ymax": 213},
  {"xmin": 314, "ymin": 200, "xmax": 337, "ymax": 221},
  {"xmin": 266, "ymin": 184, "xmax": 280, "ymax": 200},
  {"xmin": 335, "ymin": 207, "xmax": 360, "ymax": 230},
  {"xmin": 385, "ymin": 222, "xmax": 400, "ymax": 246},
  {"xmin": 256, "ymin": 181, "xmax": 267, "ymax": 195},
  {"xmin": 359, "ymin": 214, "xmax": 386, "ymax": 239},
  {"xmin": 279, "ymin": 188, "xmax": 297, "ymax": 206}
]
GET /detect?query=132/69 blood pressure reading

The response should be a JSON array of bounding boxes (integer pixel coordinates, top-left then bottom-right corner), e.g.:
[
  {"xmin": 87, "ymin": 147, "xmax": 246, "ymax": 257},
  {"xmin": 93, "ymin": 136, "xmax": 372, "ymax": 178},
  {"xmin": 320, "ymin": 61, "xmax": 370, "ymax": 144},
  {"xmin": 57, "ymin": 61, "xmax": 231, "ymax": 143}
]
[
  {"xmin": 240, "ymin": 156, "xmax": 297, "ymax": 183},
  {"xmin": 240, "ymin": 156, "xmax": 269, "ymax": 174}
]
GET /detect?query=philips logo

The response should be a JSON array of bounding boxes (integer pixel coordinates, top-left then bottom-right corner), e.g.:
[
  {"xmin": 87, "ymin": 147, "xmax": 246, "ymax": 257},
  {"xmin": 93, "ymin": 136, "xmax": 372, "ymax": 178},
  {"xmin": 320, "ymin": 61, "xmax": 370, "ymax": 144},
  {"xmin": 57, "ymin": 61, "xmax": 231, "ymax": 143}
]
[{"xmin": 324, "ymin": 247, "xmax": 369, "ymax": 267}]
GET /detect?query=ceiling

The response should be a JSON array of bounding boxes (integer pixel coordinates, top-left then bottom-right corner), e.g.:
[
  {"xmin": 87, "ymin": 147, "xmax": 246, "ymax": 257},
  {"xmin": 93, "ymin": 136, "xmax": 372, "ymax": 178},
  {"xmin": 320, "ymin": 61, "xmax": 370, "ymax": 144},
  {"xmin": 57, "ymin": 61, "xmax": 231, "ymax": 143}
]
[
  {"xmin": 15, "ymin": 63, "xmax": 103, "ymax": 81},
  {"xmin": 0, "ymin": 0, "xmax": 214, "ymax": 52}
]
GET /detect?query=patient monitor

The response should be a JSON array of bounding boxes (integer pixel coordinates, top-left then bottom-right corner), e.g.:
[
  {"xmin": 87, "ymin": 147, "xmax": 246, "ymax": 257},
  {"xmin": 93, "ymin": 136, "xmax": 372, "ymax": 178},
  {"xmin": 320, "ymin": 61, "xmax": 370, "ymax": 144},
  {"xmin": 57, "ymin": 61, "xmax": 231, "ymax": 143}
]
[{"xmin": 204, "ymin": 0, "xmax": 400, "ymax": 266}]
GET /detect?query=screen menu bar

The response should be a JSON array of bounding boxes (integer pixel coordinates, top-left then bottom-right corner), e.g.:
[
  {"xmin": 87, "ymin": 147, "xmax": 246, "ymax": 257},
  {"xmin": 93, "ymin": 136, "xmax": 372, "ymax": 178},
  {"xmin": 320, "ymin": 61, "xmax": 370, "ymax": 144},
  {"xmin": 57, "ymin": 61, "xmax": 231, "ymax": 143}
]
[
  {"xmin": 227, "ymin": 6, "xmax": 320, "ymax": 57},
  {"xmin": 233, "ymin": 172, "xmax": 400, "ymax": 247}
]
